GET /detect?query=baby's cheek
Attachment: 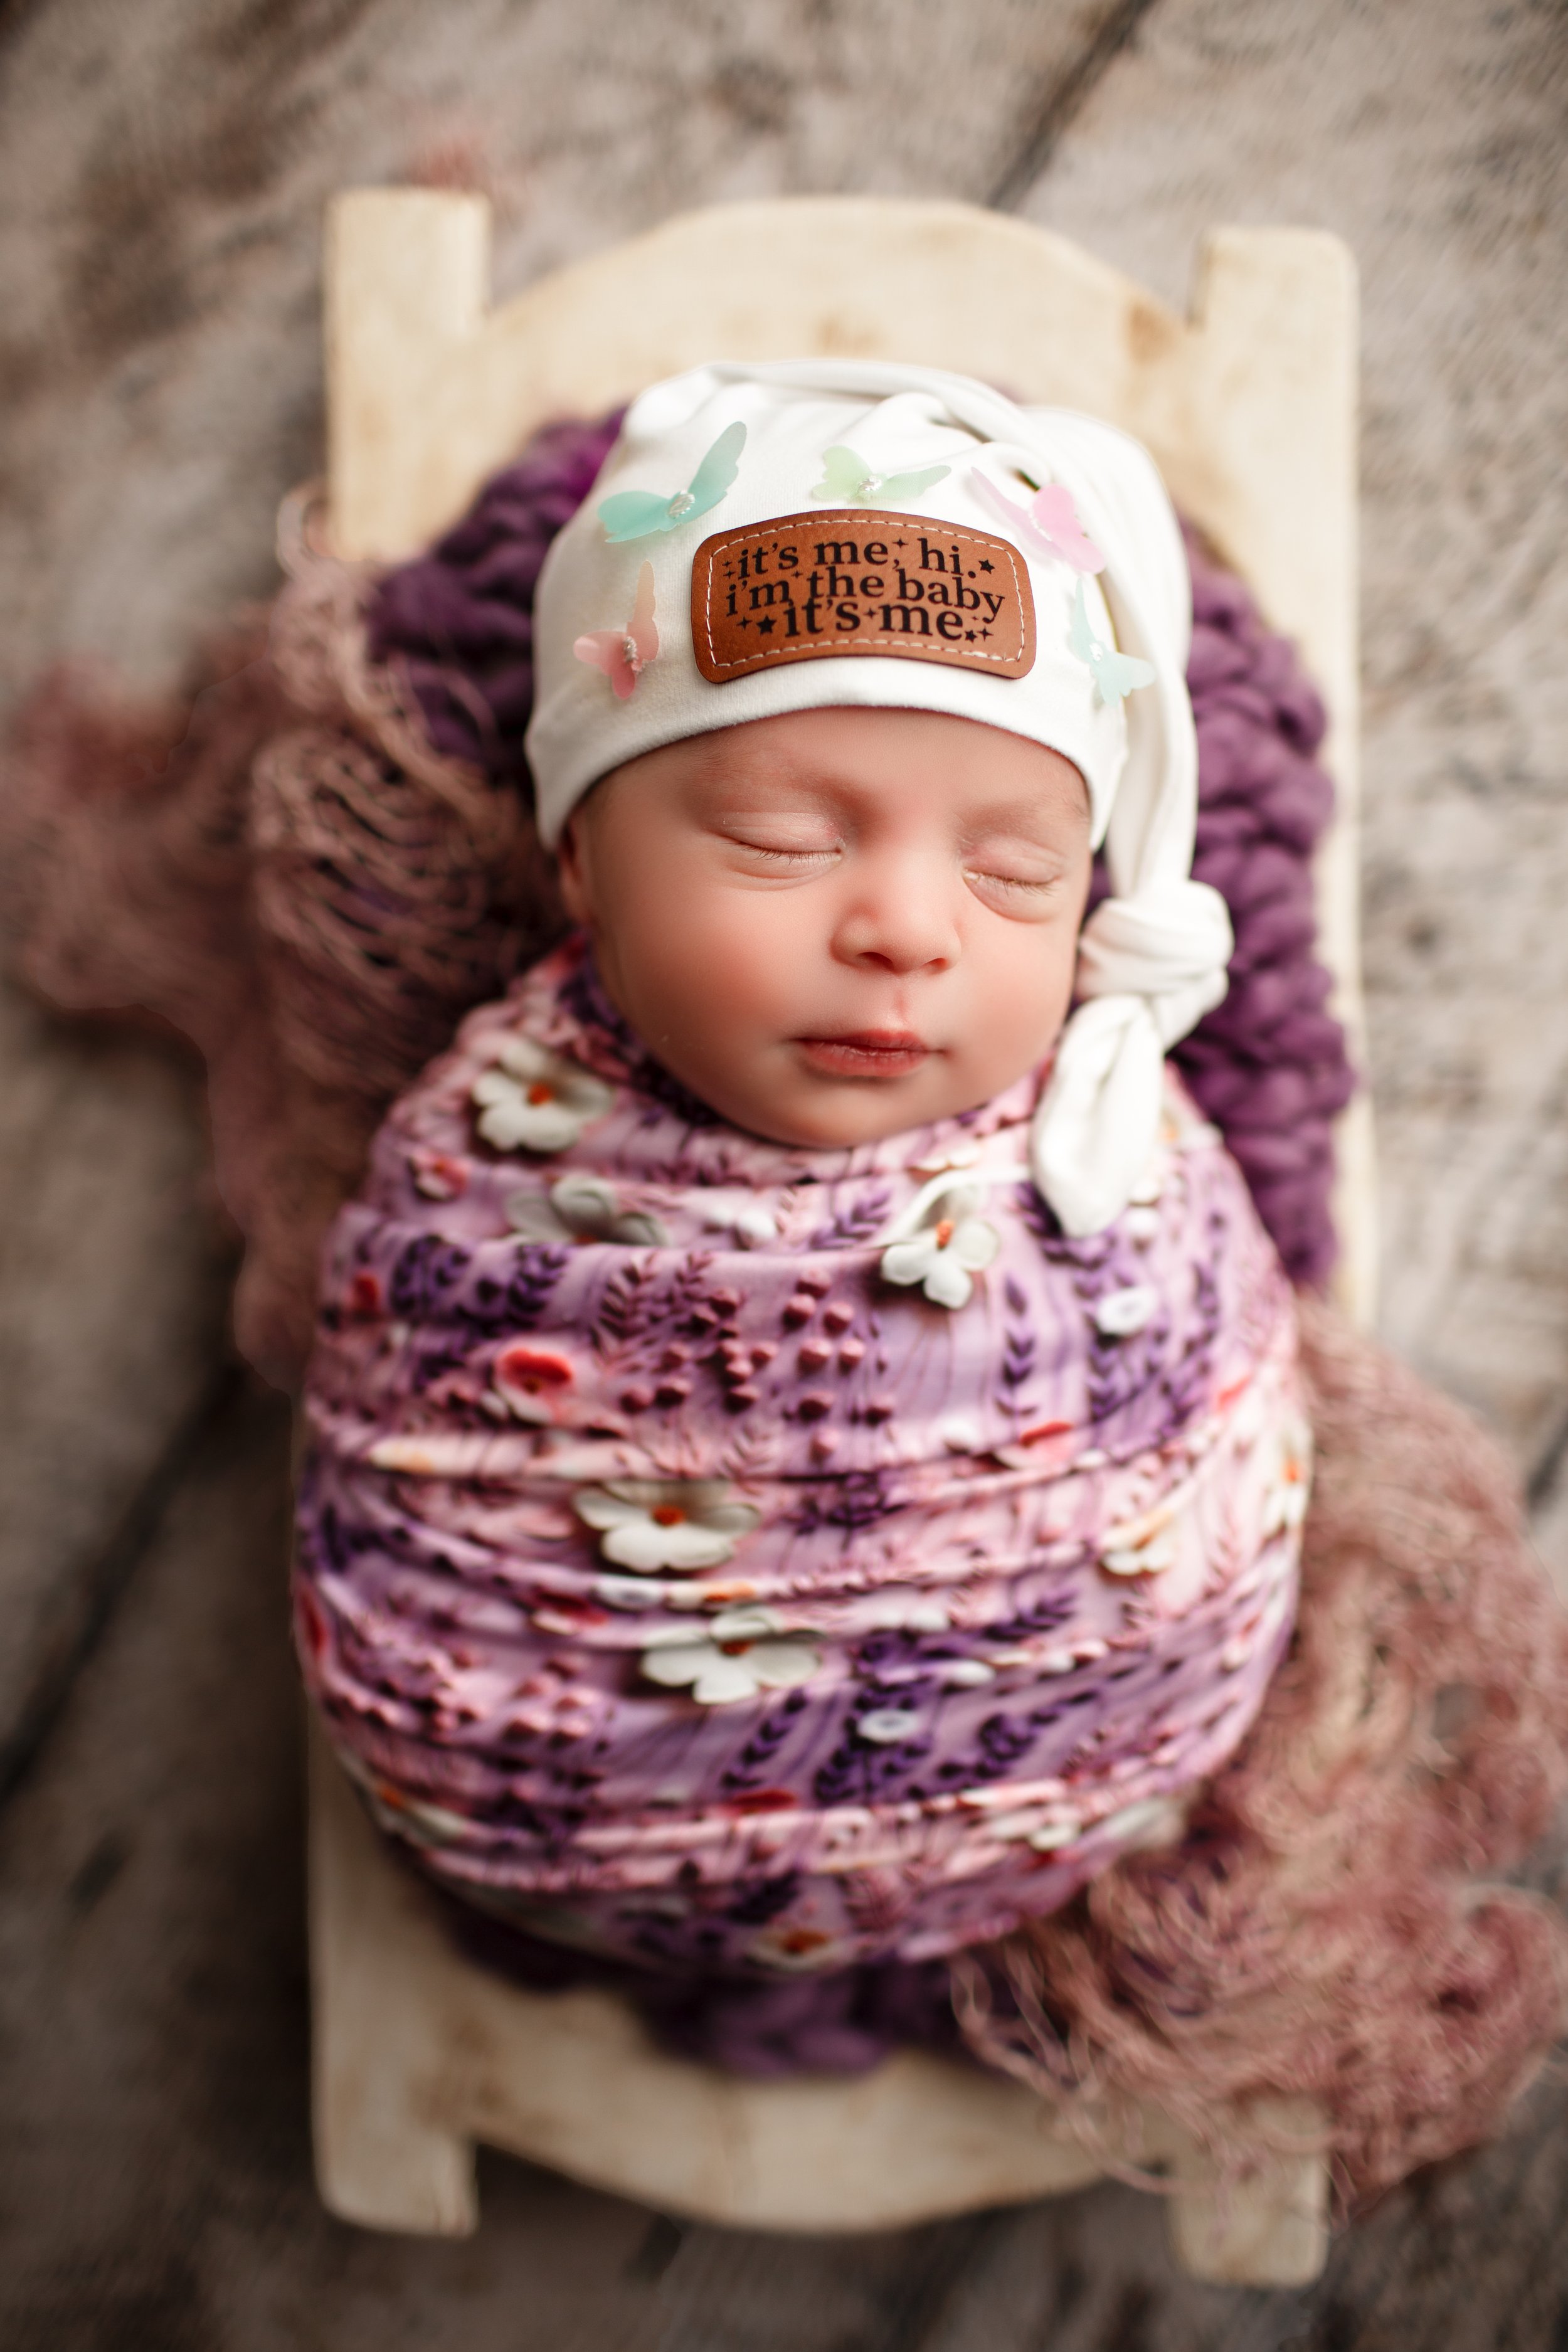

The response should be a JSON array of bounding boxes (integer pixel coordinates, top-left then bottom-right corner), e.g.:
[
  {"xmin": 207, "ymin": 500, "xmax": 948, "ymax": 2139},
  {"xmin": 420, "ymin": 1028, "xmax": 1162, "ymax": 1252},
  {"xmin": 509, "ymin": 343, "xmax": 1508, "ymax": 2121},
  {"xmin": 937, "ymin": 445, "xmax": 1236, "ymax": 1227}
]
[
  {"xmin": 672, "ymin": 891, "xmax": 821, "ymax": 1027},
  {"xmin": 968, "ymin": 922, "xmax": 1078, "ymax": 1069},
  {"xmin": 625, "ymin": 896, "xmax": 815, "ymax": 1103}
]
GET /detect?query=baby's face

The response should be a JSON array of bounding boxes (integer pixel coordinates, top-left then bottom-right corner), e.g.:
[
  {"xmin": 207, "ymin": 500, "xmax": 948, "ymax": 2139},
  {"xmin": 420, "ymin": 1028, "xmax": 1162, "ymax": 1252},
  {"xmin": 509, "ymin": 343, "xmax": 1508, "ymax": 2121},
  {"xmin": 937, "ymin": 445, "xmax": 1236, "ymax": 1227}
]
[{"xmin": 557, "ymin": 706, "xmax": 1093, "ymax": 1150}]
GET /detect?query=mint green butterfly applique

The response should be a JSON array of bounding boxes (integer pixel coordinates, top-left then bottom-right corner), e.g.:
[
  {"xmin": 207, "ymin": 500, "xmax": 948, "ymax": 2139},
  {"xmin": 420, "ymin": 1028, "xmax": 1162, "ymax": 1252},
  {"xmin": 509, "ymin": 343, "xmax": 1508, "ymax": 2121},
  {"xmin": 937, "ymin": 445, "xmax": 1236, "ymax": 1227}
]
[
  {"xmin": 1069, "ymin": 578, "xmax": 1155, "ymax": 706},
  {"xmin": 811, "ymin": 445, "xmax": 951, "ymax": 506},
  {"xmin": 597, "ymin": 421, "xmax": 748, "ymax": 543}
]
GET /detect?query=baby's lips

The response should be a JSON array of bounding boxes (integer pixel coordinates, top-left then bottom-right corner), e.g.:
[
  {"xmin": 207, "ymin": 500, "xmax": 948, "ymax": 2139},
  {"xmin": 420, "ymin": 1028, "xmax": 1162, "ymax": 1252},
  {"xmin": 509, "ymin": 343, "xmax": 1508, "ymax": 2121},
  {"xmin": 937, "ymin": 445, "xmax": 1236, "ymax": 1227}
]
[
  {"xmin": 796, "ymin": 1030, "xmax": 932, "ymax": 1077},
  {"xmin": 797, "ymin": 1023, "xmax": 928, "ymax": 1047}
]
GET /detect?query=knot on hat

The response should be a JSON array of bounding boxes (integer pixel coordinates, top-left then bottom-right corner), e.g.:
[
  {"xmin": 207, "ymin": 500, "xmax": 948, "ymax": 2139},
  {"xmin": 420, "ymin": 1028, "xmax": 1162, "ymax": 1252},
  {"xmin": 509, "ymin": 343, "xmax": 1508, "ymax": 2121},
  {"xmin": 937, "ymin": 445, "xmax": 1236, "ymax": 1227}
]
[
  {"xmin": 1030, "ymin": 877, "xmax": 1234, "ymax": 1238},
  {"xmin": 1078, "ymin": 875, "xmax": 1234, "ymax": 1044}
]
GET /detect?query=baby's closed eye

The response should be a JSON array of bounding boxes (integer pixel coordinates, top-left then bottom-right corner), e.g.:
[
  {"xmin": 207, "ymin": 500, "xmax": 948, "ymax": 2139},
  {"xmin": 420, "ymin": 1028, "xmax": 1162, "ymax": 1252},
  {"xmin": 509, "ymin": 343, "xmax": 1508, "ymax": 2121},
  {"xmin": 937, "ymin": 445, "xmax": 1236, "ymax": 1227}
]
[
  {"xmin": 962, "ymin": 838, "xmax": 1075, "ymax": 916},
  {"xmin": 713, "ymin": 812, "xmax": 844, "ymax": 874}
]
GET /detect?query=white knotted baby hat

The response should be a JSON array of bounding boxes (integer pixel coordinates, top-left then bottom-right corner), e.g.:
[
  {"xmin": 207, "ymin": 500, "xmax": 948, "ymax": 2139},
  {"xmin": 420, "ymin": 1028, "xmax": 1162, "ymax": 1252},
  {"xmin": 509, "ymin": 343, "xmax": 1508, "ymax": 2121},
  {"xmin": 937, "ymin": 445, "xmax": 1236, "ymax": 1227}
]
[{"xmin": 524, "ymin": 358, "xmax": 1232, "ymax": 1239}]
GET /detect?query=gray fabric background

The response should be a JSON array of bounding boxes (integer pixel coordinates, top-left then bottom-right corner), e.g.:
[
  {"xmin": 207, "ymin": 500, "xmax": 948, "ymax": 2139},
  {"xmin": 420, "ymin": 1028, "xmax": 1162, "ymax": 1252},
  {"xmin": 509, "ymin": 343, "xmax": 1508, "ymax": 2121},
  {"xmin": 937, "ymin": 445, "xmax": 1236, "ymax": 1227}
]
[{"xmin": 1, "ymin": 3, "xmax": 1565, "ymax": 2343}]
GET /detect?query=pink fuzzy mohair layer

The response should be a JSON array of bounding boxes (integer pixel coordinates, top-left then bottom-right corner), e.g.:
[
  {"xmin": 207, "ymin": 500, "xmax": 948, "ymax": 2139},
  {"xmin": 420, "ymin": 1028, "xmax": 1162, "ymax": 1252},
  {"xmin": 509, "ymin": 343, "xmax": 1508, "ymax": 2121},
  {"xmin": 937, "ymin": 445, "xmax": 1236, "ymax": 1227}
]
[{"xmin": 959, "ymin": 1295, "xmax": 1568, "ymax": 2214}]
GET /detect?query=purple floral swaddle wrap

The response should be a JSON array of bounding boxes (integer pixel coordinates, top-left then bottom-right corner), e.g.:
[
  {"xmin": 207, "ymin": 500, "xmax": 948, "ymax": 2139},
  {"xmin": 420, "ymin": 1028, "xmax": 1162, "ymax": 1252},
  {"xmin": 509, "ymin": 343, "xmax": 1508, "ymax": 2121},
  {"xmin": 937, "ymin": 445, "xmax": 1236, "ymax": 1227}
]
[{"xmin": 296, "ymin": 933, "xmax": 1308, "ymax": 1979}]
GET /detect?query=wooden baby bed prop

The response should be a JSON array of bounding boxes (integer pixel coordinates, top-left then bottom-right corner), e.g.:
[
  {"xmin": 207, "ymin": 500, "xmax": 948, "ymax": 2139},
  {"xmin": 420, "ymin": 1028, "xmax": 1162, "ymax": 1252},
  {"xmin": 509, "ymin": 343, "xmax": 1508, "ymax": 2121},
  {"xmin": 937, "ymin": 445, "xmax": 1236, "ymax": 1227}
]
[{"xmin": 310, "ymin": 189, "xmax": 1365, "ymax": 2285}]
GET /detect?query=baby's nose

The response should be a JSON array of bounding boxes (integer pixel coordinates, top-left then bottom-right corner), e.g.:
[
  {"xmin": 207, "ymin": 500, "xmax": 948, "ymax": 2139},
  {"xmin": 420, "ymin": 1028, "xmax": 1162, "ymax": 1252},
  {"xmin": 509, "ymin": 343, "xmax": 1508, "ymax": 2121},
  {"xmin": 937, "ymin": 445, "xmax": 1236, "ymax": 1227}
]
[{"xmin": 832, "ymin": 870, "xmax": 961, "ymax": 975}]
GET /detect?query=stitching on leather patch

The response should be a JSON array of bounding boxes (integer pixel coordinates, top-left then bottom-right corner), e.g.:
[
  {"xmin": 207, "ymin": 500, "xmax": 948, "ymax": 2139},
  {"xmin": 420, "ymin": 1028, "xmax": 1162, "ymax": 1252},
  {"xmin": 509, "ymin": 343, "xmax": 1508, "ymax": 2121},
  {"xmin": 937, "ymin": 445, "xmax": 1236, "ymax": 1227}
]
[{"xmin": 691, "ymin": 510, "xmax": 1036, "ymax": 685}]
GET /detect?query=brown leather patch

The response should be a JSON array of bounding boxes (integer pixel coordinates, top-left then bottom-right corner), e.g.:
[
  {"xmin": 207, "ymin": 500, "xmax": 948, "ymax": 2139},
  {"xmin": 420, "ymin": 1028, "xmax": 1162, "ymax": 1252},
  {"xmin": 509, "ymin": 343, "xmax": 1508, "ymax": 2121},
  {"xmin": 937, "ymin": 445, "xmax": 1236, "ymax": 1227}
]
[{"xmin": 691, "ymin": 510, "xmax": 1035, "ymax": 685}]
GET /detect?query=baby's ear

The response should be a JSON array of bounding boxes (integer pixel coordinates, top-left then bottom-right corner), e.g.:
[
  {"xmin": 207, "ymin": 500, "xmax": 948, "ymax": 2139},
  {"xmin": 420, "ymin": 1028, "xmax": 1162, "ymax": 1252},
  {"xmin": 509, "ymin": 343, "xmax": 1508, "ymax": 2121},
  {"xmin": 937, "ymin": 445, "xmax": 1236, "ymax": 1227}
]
[{"xmin": 554, "ymin": 810, "xmax": 594, "ymax": 926}]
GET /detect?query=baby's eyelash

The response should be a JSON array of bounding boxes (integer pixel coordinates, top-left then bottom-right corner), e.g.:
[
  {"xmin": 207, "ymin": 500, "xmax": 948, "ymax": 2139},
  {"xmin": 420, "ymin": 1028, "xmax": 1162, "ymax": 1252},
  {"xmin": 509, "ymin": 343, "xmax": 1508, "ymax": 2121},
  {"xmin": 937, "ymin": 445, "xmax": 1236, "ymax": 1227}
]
[
  {"xmin": 737, "ymin": 842, "xmax": 838, "ymax": 864},
  {"xmin": 966, "ymin": 867, "xmax": 1054, "ymax": 893}
]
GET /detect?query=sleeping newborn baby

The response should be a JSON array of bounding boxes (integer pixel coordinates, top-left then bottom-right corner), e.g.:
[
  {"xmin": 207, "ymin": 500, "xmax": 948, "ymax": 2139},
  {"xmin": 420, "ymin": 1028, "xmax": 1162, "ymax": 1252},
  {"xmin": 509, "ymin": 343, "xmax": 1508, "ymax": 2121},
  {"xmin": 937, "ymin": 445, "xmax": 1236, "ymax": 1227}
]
[{"xmin": 295, "ymin": 361, "xmax": 1309, "ymax": 1984}]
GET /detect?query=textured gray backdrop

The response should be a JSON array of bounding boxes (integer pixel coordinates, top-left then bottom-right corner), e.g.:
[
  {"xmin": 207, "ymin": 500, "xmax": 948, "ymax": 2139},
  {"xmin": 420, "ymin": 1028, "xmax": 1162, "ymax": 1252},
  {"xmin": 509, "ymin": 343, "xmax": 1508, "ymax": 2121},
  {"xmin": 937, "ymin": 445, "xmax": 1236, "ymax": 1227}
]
[{"xmin": 1, "ymin": 3, "xmax": 1565, "ymax": 2345}]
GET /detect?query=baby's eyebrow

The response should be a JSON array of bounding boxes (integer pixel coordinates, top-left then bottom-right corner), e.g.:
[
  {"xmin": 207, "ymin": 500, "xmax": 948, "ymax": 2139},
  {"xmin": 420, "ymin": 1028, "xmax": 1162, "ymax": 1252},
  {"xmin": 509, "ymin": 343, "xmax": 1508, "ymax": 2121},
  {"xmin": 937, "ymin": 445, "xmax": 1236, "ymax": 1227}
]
[
  {"xmin": 696, "ymin": 769, "xmax": 850, "ymax": 813},
  {"xmin": 961, "ymin": 800, "xmax": 1081, "ymax": 839}
]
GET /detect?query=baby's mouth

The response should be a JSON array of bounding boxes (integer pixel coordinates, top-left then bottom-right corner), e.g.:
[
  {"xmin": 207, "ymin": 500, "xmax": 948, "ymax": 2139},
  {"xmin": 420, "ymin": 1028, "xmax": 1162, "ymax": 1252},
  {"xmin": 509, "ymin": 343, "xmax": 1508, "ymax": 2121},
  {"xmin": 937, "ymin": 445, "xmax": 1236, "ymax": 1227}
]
[{"xmin": 795, "ymin": 1030, "xmax": 931, "ymax": 1079}]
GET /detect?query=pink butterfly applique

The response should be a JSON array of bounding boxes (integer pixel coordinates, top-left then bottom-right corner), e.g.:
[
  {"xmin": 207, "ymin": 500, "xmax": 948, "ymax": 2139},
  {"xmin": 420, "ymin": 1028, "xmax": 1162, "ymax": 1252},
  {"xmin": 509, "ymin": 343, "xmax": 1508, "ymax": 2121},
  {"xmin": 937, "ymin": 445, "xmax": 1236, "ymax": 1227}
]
[
  {"xmin": 970, "ymin": 472, "xmax": 1106, "ymax": 574},
  {"xmin": 573, "ymin": 561, "xmax": 658, "ymax": 699}
]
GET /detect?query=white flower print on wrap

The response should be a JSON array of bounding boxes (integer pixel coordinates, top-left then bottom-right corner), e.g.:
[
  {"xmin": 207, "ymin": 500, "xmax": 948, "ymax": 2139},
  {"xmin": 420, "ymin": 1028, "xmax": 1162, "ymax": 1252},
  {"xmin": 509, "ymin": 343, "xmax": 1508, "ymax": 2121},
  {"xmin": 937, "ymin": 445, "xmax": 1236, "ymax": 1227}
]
[
  {"xmin": 1262, "ymin": 1412, "xmax": 1313, "ymax": 1536},
  {"xmin": 507, "ymin": 1172, "xmax": 669, "ymax": 1248},
  {"xmin": 880, "ymin": 1179, "xmax": 1000, "ymax": 1310},
  {"xmin": 696, "ymin": 1189, "xmax": 780, "ymax": 1247},
  {"xmin": 641, "ymin": 1608, "xmax": 822, "ymax": 1705},
  {"xmin": 574, "ymin": 1480, "xmax": 761, "ymax": 1572},
  {"xmin": 472, "ymin": 1036, "xmax": 616, "ymax": 1154}
]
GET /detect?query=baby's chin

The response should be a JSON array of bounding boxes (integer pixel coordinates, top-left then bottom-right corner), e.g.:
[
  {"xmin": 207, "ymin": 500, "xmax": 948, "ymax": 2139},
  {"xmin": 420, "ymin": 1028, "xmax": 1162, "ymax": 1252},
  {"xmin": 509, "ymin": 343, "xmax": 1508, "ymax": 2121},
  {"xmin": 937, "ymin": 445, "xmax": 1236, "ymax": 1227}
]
[{"xmin": 683, "ymin": 1057, "xmax": 1039, "ymax": 1152}]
